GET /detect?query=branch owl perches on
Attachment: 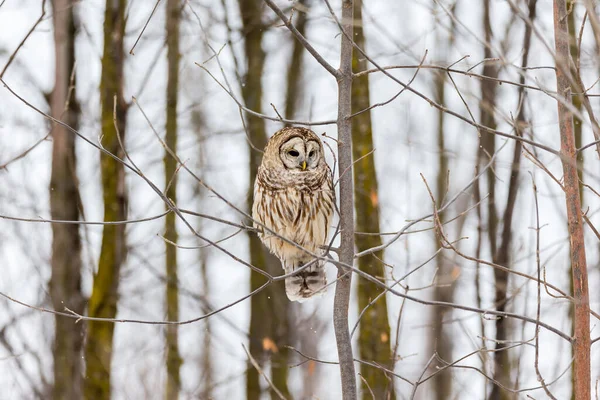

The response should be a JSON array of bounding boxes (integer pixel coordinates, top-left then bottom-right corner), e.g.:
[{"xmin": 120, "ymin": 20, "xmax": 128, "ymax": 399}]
[{"xmin": 252, "ymin": 127, "xmax": 335, "ymax": 302}]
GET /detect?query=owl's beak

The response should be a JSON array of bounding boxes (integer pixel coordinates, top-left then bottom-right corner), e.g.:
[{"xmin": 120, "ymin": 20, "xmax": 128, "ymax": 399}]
[{"xmin": 301, "ymin": 161, "xmax": 307, "ymax": 170}]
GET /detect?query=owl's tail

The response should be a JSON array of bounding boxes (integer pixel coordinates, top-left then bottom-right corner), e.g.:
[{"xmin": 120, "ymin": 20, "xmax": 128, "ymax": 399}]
[{"xmin": 284, "ymin": 259, "xmax": 327, "ymax": 302}]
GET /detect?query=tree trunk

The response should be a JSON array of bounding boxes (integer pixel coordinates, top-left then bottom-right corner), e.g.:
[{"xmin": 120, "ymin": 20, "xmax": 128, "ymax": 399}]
[
  {"xmin": 284, "ymin": 0, "xmax": 310, "ymax": 124},
  {"xmin": 351, "ymin": 1, "xmax": 393, "ymax": 398},
  {"xmin": 164, "ymin": 0, "xmax": 182, "ymax": 398},
  {"xmin": 567, "ymin": 0, "xmax": 584, "ymax": 201},
  {"xmin": 490, "ymin": 1, "xmax": 537, "ymax": 399},
  {"xmin": 49, "ymin": 1, "xmax": 84, "ymax": 398},
  {"xmin": 566, "ymin": 7, "xmax": 583, "ymax": 394},
  {"xmin": 238, "ymin": 1, "xmax": 291, "ymax": 399},
  {"xmin": 553, "ymin": 2, "xmax": 591, "ymax": 399},
  {"xmin": 335, "ymin": 1, "xmax": 357, "ymax": 399},
  {"xmin": 479, "ymin": 1, "xmax": 508, "ymax": 398},
  {"xmin": 83, "ymin": 1, "xmax": 127, "ymax": 398},
  {"xmin": 429, "ymin": 3, "xmax": 457, "ymax": 397}
]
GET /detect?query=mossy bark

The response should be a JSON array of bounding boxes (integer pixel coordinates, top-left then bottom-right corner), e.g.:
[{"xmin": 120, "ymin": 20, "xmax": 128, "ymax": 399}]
[
  {"xmin": 164, "ymin": 0, "xmax": 182, "ymax": 398},
  {"xmin": 49, "ymin": 1, "xmax": 84, "ymax": 398},
  {"xmin": 239, "ymin": 1, "xmax": 291, "ymax": 399},
  {"xmin": 351, "ymin": 1, "xmax": 393, "ymax": 398},
  {"xmin": 83, "ymin": 1, "xmax": 127, "ymax": 398}
]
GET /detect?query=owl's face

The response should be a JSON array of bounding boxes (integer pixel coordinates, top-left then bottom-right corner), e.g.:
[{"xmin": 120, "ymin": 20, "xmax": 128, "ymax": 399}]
[
  {"xmin": 279, "ymin": 136, "xmax": 321, "ymax": 172},
  {"xmin": 259, "ymin": 127, "xmax": 328, "ymax": 184}
]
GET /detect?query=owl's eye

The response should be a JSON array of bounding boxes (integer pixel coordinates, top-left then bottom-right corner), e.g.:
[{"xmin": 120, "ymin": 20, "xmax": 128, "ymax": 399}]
[
  {"xmin": 308, "ymin": 151, "xmax": 315, "ymax": 158},
  {"xmin": 288, "ymin": 150, "xmax": 300, "ymax": 157}
]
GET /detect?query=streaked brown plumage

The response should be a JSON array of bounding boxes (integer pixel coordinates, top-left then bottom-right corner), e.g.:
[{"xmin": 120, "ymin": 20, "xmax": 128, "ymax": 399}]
[{"xmin": 252, "ymin": 127, "xmax": 335, "ymax": 301}]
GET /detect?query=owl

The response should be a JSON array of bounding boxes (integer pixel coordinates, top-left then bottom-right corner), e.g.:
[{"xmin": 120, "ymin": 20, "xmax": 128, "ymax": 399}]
[{"xmin": 252, "ymin": 127, "xmax": 335, "ymax": 302}]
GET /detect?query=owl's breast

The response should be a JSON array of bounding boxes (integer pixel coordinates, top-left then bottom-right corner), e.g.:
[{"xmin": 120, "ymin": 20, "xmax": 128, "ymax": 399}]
[{"xmin": 253, "ymin": 166, "xmax": 334, "ymax": 260}]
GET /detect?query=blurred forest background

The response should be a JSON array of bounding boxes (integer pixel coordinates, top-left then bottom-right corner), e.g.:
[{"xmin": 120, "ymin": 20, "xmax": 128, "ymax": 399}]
[{"xmin": 0, "ymin": 0, "xmax": 599, "ymax": 399}]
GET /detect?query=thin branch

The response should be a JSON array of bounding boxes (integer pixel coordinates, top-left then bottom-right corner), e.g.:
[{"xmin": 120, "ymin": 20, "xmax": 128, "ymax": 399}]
[
  {"xmin": 531, "ymin": 176, "xmax": 558, "ymax": 400},
  {"xmin": 129, "ymin": 0, "xmax": 162, "ymax": 55},
  {"xmin": 263, "ymin": 0, "xmax": 339, "ymax": 78},
  {"xmin": 243, "ymin": 344, "xmax": 287, "ymax": 400},
  {"xmin": 0, "ymin": 0, "xmax": 47, "ymax": 78}
]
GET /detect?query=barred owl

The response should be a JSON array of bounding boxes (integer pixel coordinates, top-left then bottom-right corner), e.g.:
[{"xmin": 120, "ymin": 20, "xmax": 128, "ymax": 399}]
[{"xmin": 252, "ymin": 127, "xmax": 335, "ymax": 302}]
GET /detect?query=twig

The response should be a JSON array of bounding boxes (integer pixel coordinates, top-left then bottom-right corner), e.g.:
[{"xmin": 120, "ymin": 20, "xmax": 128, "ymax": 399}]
[
  {"xmin": 358, "ymin": 374, "xmax": 375, "ymax": 400},
  {"xmin": 242, "ymin": 344, "xmax": 287, "ymax": 400},
  {"xmin": 0, "ymin": 211, "xmax": 171, "ymax": 225},
  {"xmin": 129, "ymin": 0, "xmax": 162, "ymax": 55},
  {"xmin": 195, "ymin": 62, "xmax": 336, "ymax": 127},
  {"xmin": 531, "ymin": 176, "xmax": 558, "ymax": 399},
  {"xmin": 322, "ymin": 0, "xmax": 561, "ymax": 157},
  {"xmin": 409, "ymin": 354, "xmax": 436, "ymax": 400},
  {"xmin": 0, "ymin": 0, "xmax": 47, "ymax": 78},
  {"xmin": 263, "ymin": 0, "xmax": 339, "ymax": 78}
]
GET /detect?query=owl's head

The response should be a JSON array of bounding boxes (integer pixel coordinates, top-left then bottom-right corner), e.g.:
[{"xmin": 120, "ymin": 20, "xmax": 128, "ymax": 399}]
[{"xmin": 265, "ymin": 127, "xmax": 326, "ymax": 172}]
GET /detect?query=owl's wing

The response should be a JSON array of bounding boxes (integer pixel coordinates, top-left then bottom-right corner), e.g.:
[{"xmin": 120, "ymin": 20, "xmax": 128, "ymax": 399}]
[
  {"xmin": 320, "ymin": 166, "xmax": 335, "ymax": 247},
  {"xmin": 252, "ymin": 176, "xmax": 289, "ymax": 258}
]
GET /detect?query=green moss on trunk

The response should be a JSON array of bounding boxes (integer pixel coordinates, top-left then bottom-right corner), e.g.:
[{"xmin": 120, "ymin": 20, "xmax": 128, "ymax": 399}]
[
  {"xmin": 83, "ymin": 1, "xmax": 127, "ymax": 398},
  {"xmin": 164, "ymin": 0, "xmax": 182, "ymax": 398},
  {"xmin": 351, "ymin": 1, "xmax": 393, "ymax": 398}
]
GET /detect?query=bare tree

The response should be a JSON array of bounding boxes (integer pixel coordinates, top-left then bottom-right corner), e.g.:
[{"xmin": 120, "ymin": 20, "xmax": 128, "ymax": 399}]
[
  {"xmin": 49, "ymin": 1, "xmax": 83, "ymax": 398},
  {"xmin": 553, "ymin": 1, "xmax": 591, "ymax": 399},
  {"xmin": 83, "ymin": 0, "xmax": 128, "ymax": 398},
  {"xmin": 333, "ymin": 1, "xmax": 357, "ymax": 398},
  {"xmin": 164, "ymin": 0, "xmax": 183, "ymax": 397},
  {"xmin": 350, "ymin": 1, "xmax": 393, "ymax": 398}
]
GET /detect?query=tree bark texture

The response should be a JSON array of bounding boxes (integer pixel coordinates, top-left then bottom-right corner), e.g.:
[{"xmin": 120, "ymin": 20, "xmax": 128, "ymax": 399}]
[
  {"xmin": 553, "ymin": 1, "xmax": 591, "ymax": 399},
  {"xmin": 567, "ymin": 0, "xmax": 584, "ymax": 201},
  {"xmin": 49, "ymin": 1, "xmax": 84, "ymax": 398},
  {"xmin": 239, "ymin": 1, "xmax": 291, "ymax": 399},
  {"xmin": 335, "ymin": 1, "xmax": 357, "ymax": 399},
  {"xmin": 350, "ymin": 1, "xmax": 393, "ymax": 398},
  {"xmin": 164, "ymin": 0, "xmax": 183, "ymax": 398},
  {"xmin": 83, "ymin": 1, "xmax": 127, "ymax": 398},
  {"xmin": 566, "ymin": 5, "xmax": 580, "ymax": 398}
]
